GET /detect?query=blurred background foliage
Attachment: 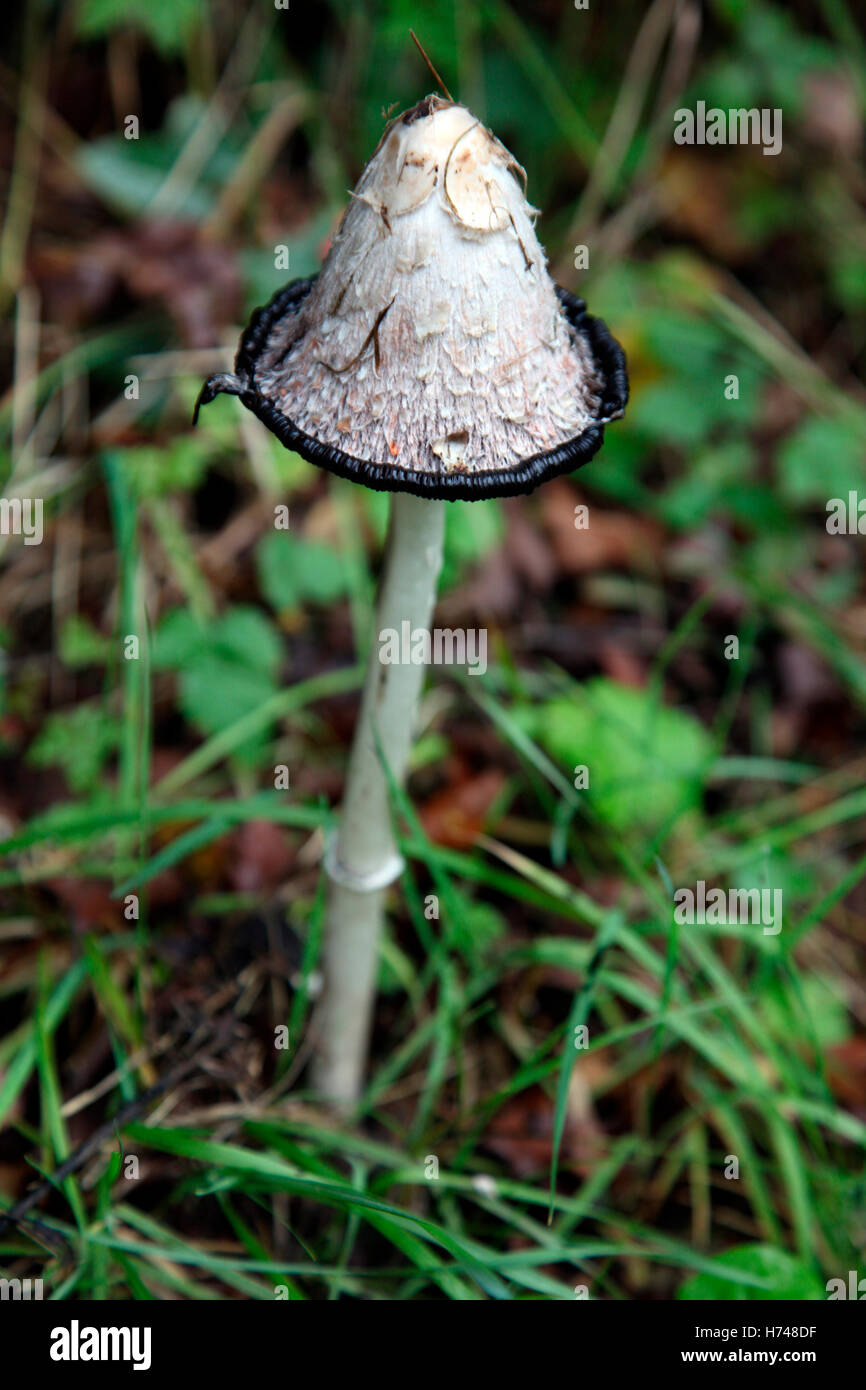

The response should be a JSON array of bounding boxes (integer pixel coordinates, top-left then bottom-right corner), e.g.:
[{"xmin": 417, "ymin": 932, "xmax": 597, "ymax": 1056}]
[{"xmin": 1, "ymin": 0, "xmax": 866, "ymax": 1301}]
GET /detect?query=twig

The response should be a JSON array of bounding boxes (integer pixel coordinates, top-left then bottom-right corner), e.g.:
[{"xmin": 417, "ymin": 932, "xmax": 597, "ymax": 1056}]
[{"xmin": 409, "ymin": 30, "xmax": 454, "ymax": 102}]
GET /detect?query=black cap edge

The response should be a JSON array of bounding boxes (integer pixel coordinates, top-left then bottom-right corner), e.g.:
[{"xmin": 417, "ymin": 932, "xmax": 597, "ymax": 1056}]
[{"xmin": 194, "ymin": 277, "xmax": 629, "ymax": 503}]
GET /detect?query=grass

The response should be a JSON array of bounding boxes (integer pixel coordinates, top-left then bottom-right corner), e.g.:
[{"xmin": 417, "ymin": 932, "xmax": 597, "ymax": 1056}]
[{"xmin": 2, "ymin": 638, "xmax": 864, "ymax": 1297}]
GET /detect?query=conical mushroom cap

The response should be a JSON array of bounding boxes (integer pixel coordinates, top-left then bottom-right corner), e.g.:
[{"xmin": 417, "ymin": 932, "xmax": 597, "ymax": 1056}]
[{"xmin": 196, "ymin": 95, "xmax": 628, "ymax": 500}]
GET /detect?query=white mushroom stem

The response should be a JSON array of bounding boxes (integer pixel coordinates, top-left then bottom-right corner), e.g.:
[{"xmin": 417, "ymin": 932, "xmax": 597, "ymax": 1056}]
[{"xmin": 312, "ymin": 491, "xmax": 446, "ymax": 1105}]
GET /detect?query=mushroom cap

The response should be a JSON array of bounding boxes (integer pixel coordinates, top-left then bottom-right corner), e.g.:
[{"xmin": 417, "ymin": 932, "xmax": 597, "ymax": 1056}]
[{"xmin": 196, "ymin": 95, "xmax": 628, "ymax": 501}]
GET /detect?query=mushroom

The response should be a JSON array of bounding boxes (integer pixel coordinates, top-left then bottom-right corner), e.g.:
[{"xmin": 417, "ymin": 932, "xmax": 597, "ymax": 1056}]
[{"xmin": 195, "ymin": 94, "xmax": 628, "ymax": 1105}]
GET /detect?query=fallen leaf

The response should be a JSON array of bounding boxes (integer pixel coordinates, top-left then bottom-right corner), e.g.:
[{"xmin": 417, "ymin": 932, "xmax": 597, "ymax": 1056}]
[
  {"xmin": 541, "ymin": 480, "xmax": 663, "ymax": 574},
  {"xmin": 419, "ymin": 764, "xmax": 505, "ymax": 849}
]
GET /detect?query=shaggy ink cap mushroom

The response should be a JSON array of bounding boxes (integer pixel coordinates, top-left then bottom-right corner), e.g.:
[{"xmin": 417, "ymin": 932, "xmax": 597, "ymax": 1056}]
[{"xmin": 195, "ymin": 94, "xmax": 628, "ymax": 500}]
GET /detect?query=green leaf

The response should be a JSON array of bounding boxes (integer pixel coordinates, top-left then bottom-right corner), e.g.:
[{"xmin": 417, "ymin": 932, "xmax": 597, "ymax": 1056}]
[
  {"xmin": 155, "ymin": 605, "xmax": 281, "ymax": 677},
  {"xmin": 77, "ymin": 0, "xmax": 202, "ymax": 56},
  {"xmin": 441, "ymin": 499, "xmax": 504, "ymax": 589},
  {"xmin": 27, "ymin": 706, "xmax": 120, "ymax": 795},
  {"xmin": 528, "ymin": 679, "xmax": 711, "ymax": 836},
  {"xmin": 153, "ymin": 608, "xmax": 208, "ymax": 670},
  {"xmin": 740, "ymin": 7, "xmax": 836, "ymax": 116},
  {"xmin": 256, "ymin": 533, "xmax": 348, "ymax": 612},
  {"xmin": 628, "ymin": 381, "xmax": 720, "ymax": 446},
  {"xmin": 677, "ymin": 1243, "xmax": 825, "ymax": 1300},
  {"xmin": 212, "ymin": 607, "xmax": 282, "ymax": 675},
  {"xmin": 444, "ymin": 897, "xmax": 507, "ymax": 967},
  {"xmin": 177, "ymin": 659, "xmax": 277, "ymax": 743},
  {"xmin": 120, "ymin": 437, "xmax": 212, "ymax": 501},
  {"xmin": 643, "ymin": 311, "xmax": 726, "ymax": 376},
  {"xmin": 60, "ymin": 614, "xmax": 112, "ymax": 669},
  {"xmin": 658, "ymin": 442, "xmax": 752, "ymax": 529},
  {"xmin": 778, "ymin": 416, "xmax": 865, "ymax": 505},
  {"xmin": 154, "ymin": 605, "xmax": 283, "ymax": 760},
  {"xmin": 580, "ymin": 429, "xmax": 648, "ymax": 502}
]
